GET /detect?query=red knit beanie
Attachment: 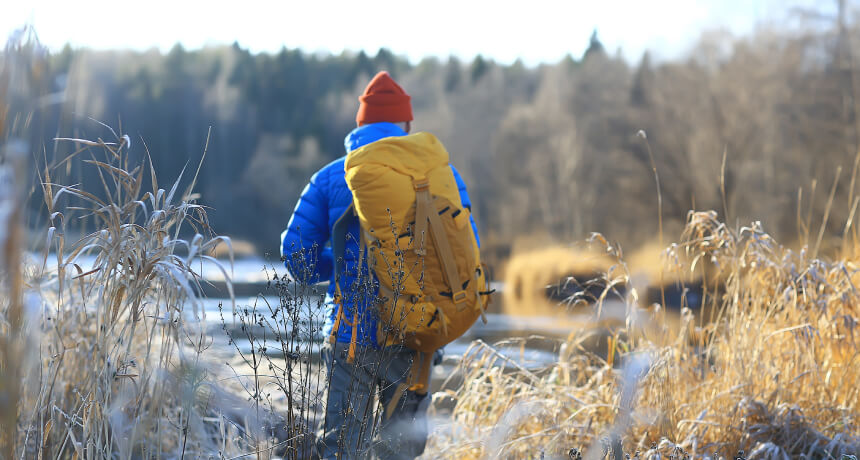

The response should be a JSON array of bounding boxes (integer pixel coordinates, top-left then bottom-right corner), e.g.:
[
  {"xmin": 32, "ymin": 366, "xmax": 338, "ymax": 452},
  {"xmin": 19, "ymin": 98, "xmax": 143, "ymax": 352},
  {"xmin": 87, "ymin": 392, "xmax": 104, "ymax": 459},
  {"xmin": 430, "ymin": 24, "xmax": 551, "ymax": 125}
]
[{"xmin": 356, "ymin": 71, "xmax": 413, "ymax": 125}]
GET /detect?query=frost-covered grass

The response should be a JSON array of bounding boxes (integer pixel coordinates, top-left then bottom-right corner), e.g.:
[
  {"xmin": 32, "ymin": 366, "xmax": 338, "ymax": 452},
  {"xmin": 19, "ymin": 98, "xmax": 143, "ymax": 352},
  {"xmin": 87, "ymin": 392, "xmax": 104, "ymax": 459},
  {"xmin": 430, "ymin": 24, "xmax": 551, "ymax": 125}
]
[
  {"xmin": 426, "ymin": 211, "xmax": 859, "ymax": 459},
  {"xmin": 0, "ymin": 129, "xmax": 264, "ymax": 458}
]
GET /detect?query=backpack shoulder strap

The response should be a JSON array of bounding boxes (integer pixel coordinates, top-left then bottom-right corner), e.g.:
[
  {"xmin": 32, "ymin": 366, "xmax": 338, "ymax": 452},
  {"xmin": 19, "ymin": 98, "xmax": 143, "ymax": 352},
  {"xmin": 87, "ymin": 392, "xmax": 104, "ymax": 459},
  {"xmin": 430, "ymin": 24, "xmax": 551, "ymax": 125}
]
[
  {"xmin": 331, "ymin": 202, "xmax": 356, "ymax": 285},
  {"xmin": 330, "ymin": 202, "xmax": 362, "ymax": 362}
]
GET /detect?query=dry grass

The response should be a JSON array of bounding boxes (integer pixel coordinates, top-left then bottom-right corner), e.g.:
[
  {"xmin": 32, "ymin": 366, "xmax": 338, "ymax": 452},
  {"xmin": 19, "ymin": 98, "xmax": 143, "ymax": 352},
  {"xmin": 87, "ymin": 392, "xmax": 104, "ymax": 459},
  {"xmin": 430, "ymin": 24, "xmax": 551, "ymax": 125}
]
[
  {"xmin": 0, "ymin": 127, "xmax": 269, "ymax": 458},
  {"xmin": 427, "ymin": 211, "xmax": 859, "ymax": 459}
]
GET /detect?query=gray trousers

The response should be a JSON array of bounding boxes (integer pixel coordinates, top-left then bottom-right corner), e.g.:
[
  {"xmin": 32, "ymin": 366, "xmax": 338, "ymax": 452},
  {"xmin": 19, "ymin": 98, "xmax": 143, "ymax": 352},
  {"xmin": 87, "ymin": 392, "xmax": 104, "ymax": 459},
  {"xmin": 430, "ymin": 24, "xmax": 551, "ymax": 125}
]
[{"xmin": 316, "ymin": 341, "xmax": 431, "ymax": 460}]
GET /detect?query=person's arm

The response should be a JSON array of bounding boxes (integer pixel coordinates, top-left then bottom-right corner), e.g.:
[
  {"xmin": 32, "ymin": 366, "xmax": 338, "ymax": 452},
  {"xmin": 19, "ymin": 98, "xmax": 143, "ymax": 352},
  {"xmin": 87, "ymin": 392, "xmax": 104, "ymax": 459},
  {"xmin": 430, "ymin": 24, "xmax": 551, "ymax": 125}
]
[
  {"xmin": 450, "ymin": 165, "xmax": 480, "ymax": 248},
  {"xmin": 280, "ymin": 168, "xmax": 334, "ymax": 283}
]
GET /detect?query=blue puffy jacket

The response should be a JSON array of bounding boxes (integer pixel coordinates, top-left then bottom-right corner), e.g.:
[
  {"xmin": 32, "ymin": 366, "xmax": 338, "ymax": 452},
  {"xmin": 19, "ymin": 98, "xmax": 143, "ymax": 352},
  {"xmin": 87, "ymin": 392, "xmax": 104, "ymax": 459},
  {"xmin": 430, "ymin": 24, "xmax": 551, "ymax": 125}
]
[{"xmin": 281, "ymin": 122, "xmax": 479, "ymax": 346}]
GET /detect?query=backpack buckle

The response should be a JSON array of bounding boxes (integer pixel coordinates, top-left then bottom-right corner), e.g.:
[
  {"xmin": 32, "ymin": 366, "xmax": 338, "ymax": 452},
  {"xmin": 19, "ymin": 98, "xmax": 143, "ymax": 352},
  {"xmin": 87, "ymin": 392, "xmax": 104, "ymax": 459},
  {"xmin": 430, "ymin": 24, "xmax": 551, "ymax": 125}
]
[
  {"xmin": 452, "ymin": 290, "xmax": 467, "ymax": 304},
  {"xmin": 413, "ymin": 178, "xmax": 430, "ymax": 191}
]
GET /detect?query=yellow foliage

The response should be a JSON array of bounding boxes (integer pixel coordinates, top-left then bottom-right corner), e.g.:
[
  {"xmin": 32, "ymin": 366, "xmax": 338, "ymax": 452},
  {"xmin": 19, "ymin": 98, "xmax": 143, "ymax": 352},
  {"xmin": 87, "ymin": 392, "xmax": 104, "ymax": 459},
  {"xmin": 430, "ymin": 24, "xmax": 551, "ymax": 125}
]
[{"xmin": 502, "ymin": 244, "xmax": 621, "ymax": 317}]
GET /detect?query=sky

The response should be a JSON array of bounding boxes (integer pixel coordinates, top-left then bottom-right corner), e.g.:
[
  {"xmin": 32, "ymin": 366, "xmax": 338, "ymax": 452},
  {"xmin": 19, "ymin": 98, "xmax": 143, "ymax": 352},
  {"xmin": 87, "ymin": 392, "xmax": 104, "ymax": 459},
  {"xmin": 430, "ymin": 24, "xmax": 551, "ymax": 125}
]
[{"xmin": 0, "ymin": 0, "xmax": 834, "ymax": 65}]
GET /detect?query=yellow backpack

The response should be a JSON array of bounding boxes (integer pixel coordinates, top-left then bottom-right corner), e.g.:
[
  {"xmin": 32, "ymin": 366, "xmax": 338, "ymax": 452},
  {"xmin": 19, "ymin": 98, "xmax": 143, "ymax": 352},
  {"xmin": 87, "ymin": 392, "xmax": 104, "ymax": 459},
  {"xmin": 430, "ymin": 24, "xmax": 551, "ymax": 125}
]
[{"xmin": 331, "ymin": 132, "xmax": 491, "ymax": 396}]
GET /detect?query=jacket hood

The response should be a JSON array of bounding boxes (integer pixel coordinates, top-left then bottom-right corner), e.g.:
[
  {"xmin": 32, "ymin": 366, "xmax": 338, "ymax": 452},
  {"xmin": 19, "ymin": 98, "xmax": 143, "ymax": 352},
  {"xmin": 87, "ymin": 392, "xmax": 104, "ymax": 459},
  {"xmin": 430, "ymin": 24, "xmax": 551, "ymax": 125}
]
[{"xmin": 344, "ymin": 122, "xmax": 407, "ymax": 153}]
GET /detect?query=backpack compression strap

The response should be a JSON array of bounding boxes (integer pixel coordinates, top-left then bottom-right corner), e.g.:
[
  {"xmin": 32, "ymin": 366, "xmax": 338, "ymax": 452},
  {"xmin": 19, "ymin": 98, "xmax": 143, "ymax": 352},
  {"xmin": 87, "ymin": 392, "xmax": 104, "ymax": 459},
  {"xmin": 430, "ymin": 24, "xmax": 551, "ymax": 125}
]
[
  {"xmin": 331, "ymin": 203, "xmax": 360, "ymax": 363},
  {"xmin": 413, "ymin": 178, "xmax": 467, "ymax": 307}
]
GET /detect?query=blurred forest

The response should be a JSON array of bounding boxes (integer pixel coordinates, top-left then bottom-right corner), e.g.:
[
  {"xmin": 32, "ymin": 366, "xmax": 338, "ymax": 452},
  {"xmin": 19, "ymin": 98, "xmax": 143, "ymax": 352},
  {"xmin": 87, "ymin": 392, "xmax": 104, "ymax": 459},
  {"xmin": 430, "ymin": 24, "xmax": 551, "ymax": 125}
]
[{"xmin": 6, "ymin": 5, "xmax": 860, "ymax": 262}]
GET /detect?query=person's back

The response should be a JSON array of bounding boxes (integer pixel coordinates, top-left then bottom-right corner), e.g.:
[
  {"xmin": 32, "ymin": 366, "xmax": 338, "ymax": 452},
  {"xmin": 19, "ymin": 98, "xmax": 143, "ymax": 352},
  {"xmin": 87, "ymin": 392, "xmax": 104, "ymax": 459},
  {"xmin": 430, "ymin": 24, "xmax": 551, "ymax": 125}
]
[{"xmin": 281, "ymin": 71, "xmax": 479, "ymax": 459}]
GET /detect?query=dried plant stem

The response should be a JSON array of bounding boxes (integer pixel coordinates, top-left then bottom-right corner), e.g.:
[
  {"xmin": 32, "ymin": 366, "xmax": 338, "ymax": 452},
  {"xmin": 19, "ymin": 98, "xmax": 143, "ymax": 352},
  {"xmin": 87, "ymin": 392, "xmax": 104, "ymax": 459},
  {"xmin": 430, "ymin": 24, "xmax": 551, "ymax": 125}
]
[
  {"xmin": 638, "ymin": 130, "xmax": 666, "ymax": 310},
  {"xmin": 813, "ymin": 166, "xmax": 841, "ymax": 259},
  {"xmin": 720, "ymin": 146, "xmax": 729, "ymax": 223}
]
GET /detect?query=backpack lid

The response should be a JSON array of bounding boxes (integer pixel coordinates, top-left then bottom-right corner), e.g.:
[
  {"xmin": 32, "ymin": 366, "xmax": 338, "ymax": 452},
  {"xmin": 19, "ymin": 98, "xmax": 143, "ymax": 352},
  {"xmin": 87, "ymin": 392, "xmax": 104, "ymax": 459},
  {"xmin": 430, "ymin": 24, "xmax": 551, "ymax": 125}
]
[{"xmin": 344, "ymin": 132, "xmax": 449, "ymax": 180}]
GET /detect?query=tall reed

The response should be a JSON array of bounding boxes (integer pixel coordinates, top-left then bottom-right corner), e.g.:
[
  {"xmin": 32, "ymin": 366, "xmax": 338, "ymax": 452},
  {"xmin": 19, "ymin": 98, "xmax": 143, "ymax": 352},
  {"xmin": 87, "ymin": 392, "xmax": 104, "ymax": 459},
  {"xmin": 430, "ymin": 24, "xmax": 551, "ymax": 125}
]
[{"xmin": 6, "ymin": 129, "xmax": 242, "ymax": 458}]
